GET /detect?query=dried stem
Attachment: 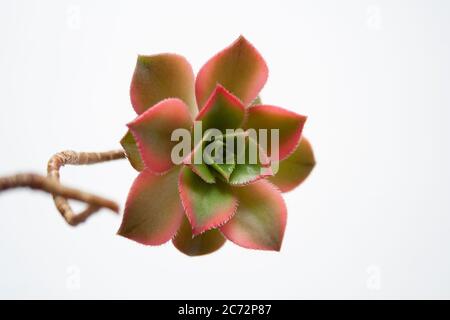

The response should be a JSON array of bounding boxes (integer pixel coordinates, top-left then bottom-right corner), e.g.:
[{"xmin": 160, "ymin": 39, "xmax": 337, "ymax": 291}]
[
  {"xmin": 47, "ymin": 150, "xmax": 126, "ymax": 225},
  {"xmin": 0, "ymin": 173, "xmax": 119, "ymax": 211},
  {"xmin": 0, "ymin": 150, "xmax": 126, "ymax": 226}
]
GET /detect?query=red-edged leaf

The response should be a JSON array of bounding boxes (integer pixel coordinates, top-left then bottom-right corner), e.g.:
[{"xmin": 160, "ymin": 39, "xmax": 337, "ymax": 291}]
[
  {"xmin": 182, "ymin": 132, "xmax": 216, "ymax": 184},
  {"xmin": 128, "ymin": 98, "xmax": 193, "ymax": 174},
  {"xmin": 244, "ymin": 105, "xmax": 307, "ymax": 161},
  {"xmin": 120, "ymin": 130, "xmax": 145, "ymax": 172},
  {"xmin": 195, "ymin": 85, "xmax": 245, "ymax": 132},
  {"xmin": 117, "ymin": 167, "xmax": 184, "ymax": 245},
  {"xmin": 179, "ymin": 166, "xmax": 238, "ymax": 236},
  {"xmin": 229, "ymin": 133, "xmax": 273, "ymax": 185},
  {"xmin": 268, "ymin": 137, "xmax": 315, "ymax": 192},
  {"xmin": 205, "ymin": 139, "xmax": 236, "ymax": 182},
  {"xmin": 195, "ymin": 36, "xmax": 268, "ymax": 109},
  {"xmin": 220, "ymin": 180, "xmax": 287, "ymax": 251},
  {"xmin": 229, "ymin": 164, "xmax": 272, "ymax": 186},
  {"xmin": 173, "ymin": 216, "xmax": 226, "ymax": 256},
  {"xmin": 130, "ymin": 54, "xmax": 197, "ymax": 117}
]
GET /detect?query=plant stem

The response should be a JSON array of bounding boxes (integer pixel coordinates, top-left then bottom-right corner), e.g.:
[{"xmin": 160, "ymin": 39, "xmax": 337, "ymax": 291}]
[{"xmin": 0, "ymin": 150, "xmax": 126, "ymax": 226}]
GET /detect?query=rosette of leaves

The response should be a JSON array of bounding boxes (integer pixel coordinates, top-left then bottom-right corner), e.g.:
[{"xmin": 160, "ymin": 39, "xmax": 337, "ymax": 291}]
[{"xmin": 119, "ymin": 36, "xmax": 315, "ymax": 256}]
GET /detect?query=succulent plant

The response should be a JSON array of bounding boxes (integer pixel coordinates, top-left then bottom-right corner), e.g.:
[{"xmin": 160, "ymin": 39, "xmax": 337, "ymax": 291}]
[{"xmin": 119, "ymin": 36, "xmax": 315, "ymax": 256}]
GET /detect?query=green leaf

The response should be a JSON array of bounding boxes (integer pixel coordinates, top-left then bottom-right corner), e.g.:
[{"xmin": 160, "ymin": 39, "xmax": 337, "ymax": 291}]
[
  {"xmin": 182, "ymin": 132, "xmax": 216, "ymax": 184},
  {"xmin": 118, "ymin": 167, "xmax": 184, "ymax": 245},
  {"xmin": 228, "ymin": 132, "xmax": 273, "ymax": 185},
  {"xmin": 250, "ymin": 95, "xmax": 262, "ymax": 106},
  {"xmin": 131, "ymin": 54, "xmax": 197, "ymax": 117},
  {"xmin": 195, "ymin": 85, "xmax": 245, "ymax": 132},
  {"xmin": 120, "ymin": 130, "xmax": 145, "ymax": 172},
  {"xmin": 268, "ymin": 137, "xmax": 315, "ymax": 192},
  {"xmin": 203, "ymin": 139, "xmax": 235, "ymax": 181},
  {"xmin": 173, "ymin": 216, "xmax": 226, "ymax": 256},
  {"xmin": 195, "ymin": 35, "xmax": 268, "ymax": 108},
  {"xmin": 229, "ymin": 164, "xmax": 271, "ymax": 185},
  {"xmin": 179, "ymin": 166, "xmax": 237, "ymax": 235},
  {"xmin": 244, "ymin": 105, "xmax": 307, "ymax": 161},
  {"xmin": 221, "ymin": 180, "xmax": 287, "ymax": 251},
  {"xmin": 128, "ymin": 98, "xmax": 193, "ymax": 173}
]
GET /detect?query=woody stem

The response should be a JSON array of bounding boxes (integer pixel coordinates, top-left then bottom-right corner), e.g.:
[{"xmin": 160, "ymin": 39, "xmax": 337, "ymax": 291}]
[{"xmin": 0, "ymin": 149, "xmax": 126, "ymax": 226}]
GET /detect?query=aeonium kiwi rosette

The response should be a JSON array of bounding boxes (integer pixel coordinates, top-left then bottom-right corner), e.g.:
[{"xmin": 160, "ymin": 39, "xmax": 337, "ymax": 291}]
[{"xmin": 119, "ymin": 36, "xmax": 315, "ymax": 256}]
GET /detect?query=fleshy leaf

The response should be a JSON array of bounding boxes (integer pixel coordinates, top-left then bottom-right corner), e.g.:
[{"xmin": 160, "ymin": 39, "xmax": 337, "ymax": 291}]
[
  {"xmin": 229, "ymin": 164, "xmax": 272, "ymax": 186},
  {"xmin": 229, "ymin": 132, "xmax": 273, "ymax": 186},
  {"xmin": 244, "ymin": 105, "xmax": 307, "ymax": 161},
  {"xmin": 182, "ymin": 132, "xmax": 216, "ymax": 184},
  {"xmin": 130, "ymin": 54, "xmax": 197, "ymax": 117},
  {"xmin": 118, "ymin": 167, "xmax": 184, "ymax": 245},
  {"xmin": 173, "ymin": 216, "xmax": 226, "ymax": 256},
  {"xmin": 179, "ymin": 166, "xmax": 238, "ymax": 236},
  {"xmin": 268, "ymin": 137, "xmax": 315, "ymax": 192},
  {"xmin": 203, "ymin": 139, "xmax": 235, "ymax": 181},
  {"xmin": 195, "ymin": 35, "xmax": 268, "ymax": 109},
  {"xmin": 195, "ymin": 85, "xmax": 245, "ymax": 133},
  {"xmin": 211, "ymin": 162, "xmax": 235, "ymax": 181},
  {"xmin": 120, "ymin": 130, "xmax": 145, "ymax": 172},
  {"xmin": 220, "ymin": 180, "xmax": 287, "ymax": 251},
  {"xmin": 250, "ymin": 95, "xmax": 262, "ymax": 107},
  {"xmin": 128, "ymin": 98, "xmax": 193, "ymax": 174}
]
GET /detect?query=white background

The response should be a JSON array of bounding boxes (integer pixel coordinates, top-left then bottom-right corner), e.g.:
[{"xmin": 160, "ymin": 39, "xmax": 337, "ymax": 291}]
[{"xmin": 1, "ymin": 0, "xmax": 449, "ymax": 299}]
